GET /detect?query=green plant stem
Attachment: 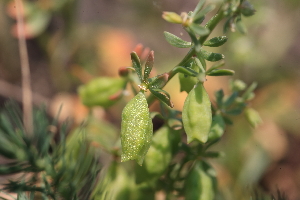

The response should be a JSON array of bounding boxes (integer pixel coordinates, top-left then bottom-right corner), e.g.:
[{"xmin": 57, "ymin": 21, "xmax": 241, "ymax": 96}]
[{"xmin": 147, "ymin": 10, "xmax": 224, "ymax": 106}]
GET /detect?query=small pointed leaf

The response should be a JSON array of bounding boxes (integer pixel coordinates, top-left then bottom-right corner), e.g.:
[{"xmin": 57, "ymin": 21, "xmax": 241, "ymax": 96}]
[
  {"xmin": 223, "ymin": 92, "xmax": 238, "ymax": 108},
  {"xmin": 190, "ymin": 23, "xmax": 210, "ymax": 36},
  {"xmin": 215, "ymin": 89, "xmax": 224, "ymax": 108},
  {"xmin": 242, "ymin": 82, "xmax": 257, "ymax": 101},
  {"xmin": 144, "ymin": 51, "xmax": 154, "ymax": 81},
  {"xmin": 186, "ymin": 28, "xmax": 202, "ymax": 52},
  {"xmin": 236, "ymin": 16, "xmax": 247, "ymax": 34},
  {"xmin": 193, "ymin": 4, "xmax": 216, "ymax": 24},
  {"xmin": 148, "ymin": 73, "xmax": 169, "ymax": 89},
  {"xmin": 131, "ymin": 52, "xmax": 143, "ymax": 82},
  {"xmin": 206, "ymin": 62, "xmax": 225, "ymax": 74},
  {"xmin": 203, "ymin": 36, "xmax": 228, "ymax": 47},
  {"xmin": 206, "ymin": 69, "xmax": 235, "ymax": 76},
  {"xmin": 192, "ymin": 0, "xmax": 206, "ymax": 17},
  {"xmin": 164, "ymin": 32, "xmax": 192, "ymax": 48},
  {"xmin": 173, "ymin": 66, "xmax": 198, "ymax": 77},
  {"xmin": 200, "ymin": 49, "xmax": 224, "ymax": 62},
  {"xmin": 149, "ymin": 88, "xmax": 174, "ymax": 108}
]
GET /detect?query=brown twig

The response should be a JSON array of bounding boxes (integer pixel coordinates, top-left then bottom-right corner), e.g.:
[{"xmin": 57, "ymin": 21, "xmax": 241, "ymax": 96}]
[{"xmin": 15, "ymin": 0, "xmax": 33, "ymax": 134}]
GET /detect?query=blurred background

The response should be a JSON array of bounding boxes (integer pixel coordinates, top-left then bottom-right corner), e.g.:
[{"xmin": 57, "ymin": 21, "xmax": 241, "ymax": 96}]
[{"xmin": 0, "ymin": 0, "xmax": 300, "ymax": 199}]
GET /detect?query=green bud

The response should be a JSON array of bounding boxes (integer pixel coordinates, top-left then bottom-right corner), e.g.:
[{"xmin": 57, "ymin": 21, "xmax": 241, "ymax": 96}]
[
  {"xmin": 230, "ymin": 79, "xmax": 247, "ymax": 91},
  {"xmin": 240, "ymin": 1, "xmax": 256, "ymax": 17},
  {"xmin": 121, "ymin": 92, "xmax": 153, "ymax": 166},
  {"xmin": 162, "ymin": 12, "xmax": 183, "ymax": 24},
  {"xmin": 182, "ymin": 83, "xmax": 212, "ymax": 143},
  {"xmin": 78, "ymin": 77, "xmax": 126, "ymax": 108},
  {"xmin": 244, "ymin": 107, "xmax": 262, "ymax": 128}
]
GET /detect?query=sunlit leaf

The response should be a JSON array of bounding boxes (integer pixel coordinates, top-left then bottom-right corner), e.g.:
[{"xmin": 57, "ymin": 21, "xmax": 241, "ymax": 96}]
[{"xmin": 164, "ymin": 32, "xmax": 192, "ymax": 48}]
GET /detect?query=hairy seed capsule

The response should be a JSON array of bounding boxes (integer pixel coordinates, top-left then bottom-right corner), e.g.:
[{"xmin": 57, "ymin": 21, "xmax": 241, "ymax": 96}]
[
  {"xmin": 182, "ymin": 83, "xmax": 212, "ymax": 143},
  {"xmin": 121, "ymin": 92, "xmax": 153, "ymax": 165}
]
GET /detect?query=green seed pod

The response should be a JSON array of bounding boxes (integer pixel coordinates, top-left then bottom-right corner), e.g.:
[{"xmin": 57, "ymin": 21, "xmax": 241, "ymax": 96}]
[
  {"xmin": 147, "ymin": 126, "xmax": 180, "ymax": 173},
  {"xmin": 135, "ymin": 125, "xmax": 181, "ymax": 183},
  {"xmin": 182, "ymin": 83, "xmax": 212, "ymax": 143},
  {"xmin": 121, "ymin": 92, "xmax": 153, "ymax": 166},
  {"xmin": 179, "ymin": 73, "xmax": 199, "ymax": 93},
  {"xmin": 185, "ymin": 161, "xmax": 217, "ymax": 200},
  {"xmin": 78, "ymin": 77, "xmax": 126, "ymax": 108}
]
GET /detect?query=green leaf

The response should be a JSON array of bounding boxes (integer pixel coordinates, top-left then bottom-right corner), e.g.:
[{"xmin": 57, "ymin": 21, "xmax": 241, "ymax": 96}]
[
  {"xmin": 190, "ymin": 23, "xmax": 210, "ymax": 36},
  {"xmin": 194, "ymin": 57, "xmax": 205, "ymax": 73},
  {"xmin": 203, "ymin": 36, "xmax": 228, "ymax": 47},
  {"xmin": 206, "ymin": 62, "xmax": 225, "ymax": 74},
  {"xmin": 242, "ymin": 82, "xmax": 257, "ymax": 101},
  {"xmin": 198, "ymin": 55, "xmax": 207, "ymax": 70},
  {"xmin": 204, "ymin": 151, "xmax": 224, "ymax": 158},
  {"xmin": 185, "ymin": 161, "xmax": 216, "ymax": 200},
  {"xmin": 206, "ymin": 69, "xmax": 235, "ymax": 76},
  {"xmin": 215, "ymin": 89, "xmax": 224, "ymax": 107},
  {"xmin": 186, "ymin": 28, "xmax": 202, "ymax": 52},
  {"xmin": 223, "ymin": 18, "xmax": 232, "ymax": 33},
  {"xmin": 182, "ymin": 83, "xmax": 212, "ymax": 143},
  {"xmin": 131, "ymin": 52, "xmax": 143, "ymax": 82},
  {"xmin": 192, "ymin": 0, "xmax": 206, "ymax": 17},
  {"xmin": 236, "ymin": 16, "xmax": 247, "ymax": 34},
  {"xmin": 144, "ymin": 51, "xmax": 154, "ymax": 81},
  {"xmin": 121, "ymin": 92, "xmax": 153, "ymax": 166},
  {"xmin": 193, "ymin": 4, "xmax": 216, "ymax": 24},
  {"xmin": 225, "ymin": 108, "xmax": 243, "ymax": 115},
  {"xmin": 149, "ymin": 88, "xmax": 174, "ymax": 108},
  {"xmin": 164, "ymin": 32, "xmax": 192, "ymax": 48},
  {"xmin": 200, "ymin": 49, "xmax": 224, "ymax": 62},
  {"xmin": 223, "ymin": 92, "xmax": 238, "ymax": 108},
  {"xmin": 207, "ymin": 114, "xmax": 225, "ymax": 142},
  {"xmin": 223, "ymin": 116, "xmax": 233, "ymax": 125},
  {"xmin": 173, "ymin": 66, "xmax": 198, "ymax": 77},
  {"xmin": 148, "ymin": 73, "xmax": 169, "ymax": 89}
]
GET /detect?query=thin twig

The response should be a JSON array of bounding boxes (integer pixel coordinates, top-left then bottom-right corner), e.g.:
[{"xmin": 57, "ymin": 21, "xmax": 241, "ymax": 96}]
[
  {"xmin": 0, "ymin": 79, "xmax": 49, "ymax": 105},
  {"xmin": 15, "ymin": 0, "xmax": 33, "ymax": 135}
]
